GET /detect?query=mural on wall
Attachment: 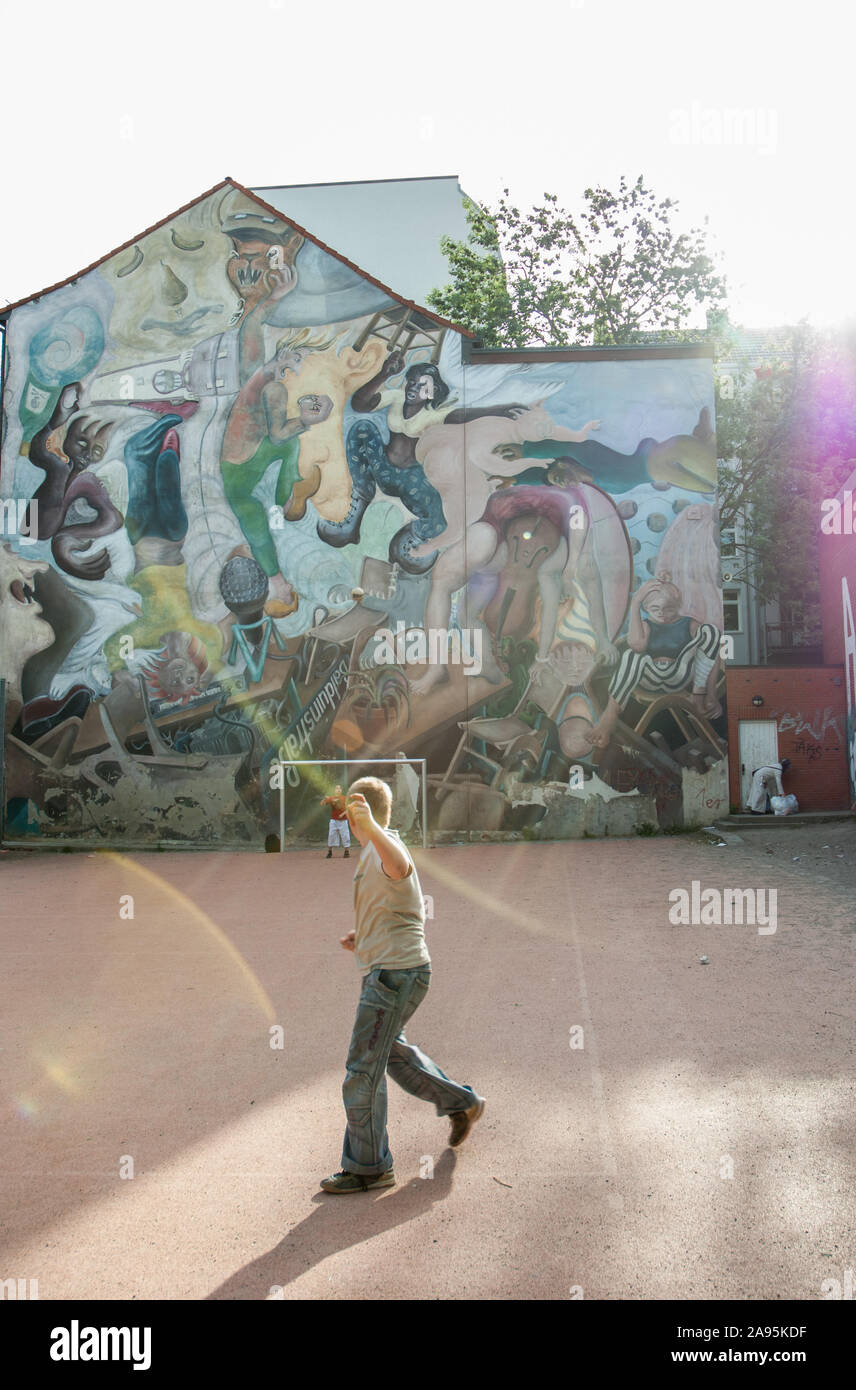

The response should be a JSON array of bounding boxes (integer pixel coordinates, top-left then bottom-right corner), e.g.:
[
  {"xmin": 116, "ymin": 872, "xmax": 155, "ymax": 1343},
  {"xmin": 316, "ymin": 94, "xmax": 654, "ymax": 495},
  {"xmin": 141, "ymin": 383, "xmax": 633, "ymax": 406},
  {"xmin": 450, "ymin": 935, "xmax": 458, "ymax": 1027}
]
[{"xmin": 0, "ymin": 184, "xmax": 726, "ymax": 843}]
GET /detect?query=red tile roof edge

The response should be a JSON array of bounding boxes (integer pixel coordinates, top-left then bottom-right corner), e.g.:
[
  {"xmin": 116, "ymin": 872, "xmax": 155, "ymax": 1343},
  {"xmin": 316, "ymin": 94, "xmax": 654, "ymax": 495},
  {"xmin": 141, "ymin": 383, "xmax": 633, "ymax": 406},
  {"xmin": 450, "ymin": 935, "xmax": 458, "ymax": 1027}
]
[{"xmin": 0, "ymin": 176, "xmax": 472, "ymax": 339}]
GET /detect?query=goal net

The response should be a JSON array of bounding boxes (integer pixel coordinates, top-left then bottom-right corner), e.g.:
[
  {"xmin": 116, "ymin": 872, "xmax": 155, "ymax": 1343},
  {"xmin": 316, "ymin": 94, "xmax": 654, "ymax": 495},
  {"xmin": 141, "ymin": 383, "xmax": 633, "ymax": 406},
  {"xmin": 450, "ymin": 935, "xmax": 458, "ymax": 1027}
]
[{"xmin": 271, "ymin": 757, "xmax": 428, "ymax": 852}]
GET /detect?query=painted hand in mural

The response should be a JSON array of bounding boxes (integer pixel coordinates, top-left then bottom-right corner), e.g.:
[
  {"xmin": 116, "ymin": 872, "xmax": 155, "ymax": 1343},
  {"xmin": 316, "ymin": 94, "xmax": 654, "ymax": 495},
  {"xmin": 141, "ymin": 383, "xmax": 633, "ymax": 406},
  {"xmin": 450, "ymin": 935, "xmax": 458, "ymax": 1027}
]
[
  {"xmin": 262, "ymin": 248, "xmax": 298, "ymax": 302},
  {"xmin": 297, "ymin": 394, "xmax": 333, "ymax": 427}
]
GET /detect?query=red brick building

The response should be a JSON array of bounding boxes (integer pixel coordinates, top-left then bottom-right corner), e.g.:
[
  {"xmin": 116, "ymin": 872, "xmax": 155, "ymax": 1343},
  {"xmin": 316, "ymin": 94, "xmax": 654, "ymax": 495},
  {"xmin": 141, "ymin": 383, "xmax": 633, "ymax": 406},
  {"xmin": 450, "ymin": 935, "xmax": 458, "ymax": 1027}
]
[
  {"xmin": 818, "ymin": 467, "xmax": 856, "ymax": 807},
  {"xmin": 725, "ymin": 465, "xmax": 855, "ymax": 813},
  {"xmin": 725, "ymin": 666, "xmax": 850, "ymax": 811}
]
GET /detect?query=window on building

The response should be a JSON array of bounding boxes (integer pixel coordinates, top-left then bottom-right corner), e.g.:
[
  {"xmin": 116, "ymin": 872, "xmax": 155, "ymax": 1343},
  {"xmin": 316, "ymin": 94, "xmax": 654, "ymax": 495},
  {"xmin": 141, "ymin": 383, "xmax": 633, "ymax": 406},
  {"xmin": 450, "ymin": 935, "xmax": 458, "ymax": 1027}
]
[
  {"xmin": 720, "ymin": 528, "xmax": 736, "ymax": 558},
  {"xmin": 723, "ymin": 588, "xmax": 742, "ymax": 632}
]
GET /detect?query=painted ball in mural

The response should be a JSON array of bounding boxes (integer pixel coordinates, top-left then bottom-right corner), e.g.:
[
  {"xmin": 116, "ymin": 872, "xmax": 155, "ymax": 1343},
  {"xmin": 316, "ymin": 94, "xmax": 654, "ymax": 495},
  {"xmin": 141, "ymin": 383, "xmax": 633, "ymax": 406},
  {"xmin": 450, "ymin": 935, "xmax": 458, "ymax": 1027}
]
[
  {"xmin": 219, "ymin": 555, "xmax": 269, "ymax": 624},
  {"xmin": 646, "ymin": 513, "xmax": 668, "ymax": 533},
  {"xmin": 673, "ymin": 497, "xmax": 691, "ymax": 513},
  {"xmin": 617, "ymin": 500, "xmax": 638, "ymax": 520}
]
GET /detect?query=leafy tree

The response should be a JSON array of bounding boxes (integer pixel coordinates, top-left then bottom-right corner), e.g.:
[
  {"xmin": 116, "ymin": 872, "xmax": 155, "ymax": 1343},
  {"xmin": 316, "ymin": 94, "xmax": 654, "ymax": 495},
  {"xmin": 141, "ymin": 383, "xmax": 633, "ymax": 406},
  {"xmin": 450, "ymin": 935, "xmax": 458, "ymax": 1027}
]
[
  {"xmin": 426, "ymin": 175, "xmax": 726, "ymax": 347},
  {"xmin": 715, "ymin": 323, "xmax": 856, "ymax": 632}
]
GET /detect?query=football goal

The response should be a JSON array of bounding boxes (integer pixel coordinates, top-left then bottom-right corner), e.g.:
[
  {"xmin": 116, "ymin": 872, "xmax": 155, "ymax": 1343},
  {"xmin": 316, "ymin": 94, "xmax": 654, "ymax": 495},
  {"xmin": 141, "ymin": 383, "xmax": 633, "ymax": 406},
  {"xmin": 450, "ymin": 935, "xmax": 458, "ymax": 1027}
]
[{"xmin": 275, "ymin": 757, "xmax": 428, "ymax": 851}]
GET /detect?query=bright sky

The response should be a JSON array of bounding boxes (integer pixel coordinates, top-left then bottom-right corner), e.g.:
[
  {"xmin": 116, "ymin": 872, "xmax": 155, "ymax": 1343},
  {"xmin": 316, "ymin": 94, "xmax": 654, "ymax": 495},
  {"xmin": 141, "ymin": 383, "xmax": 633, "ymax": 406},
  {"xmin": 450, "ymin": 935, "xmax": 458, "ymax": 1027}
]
[{"xmin": 1, "ymin": 0, "xmax": 853, "ymax": 329}]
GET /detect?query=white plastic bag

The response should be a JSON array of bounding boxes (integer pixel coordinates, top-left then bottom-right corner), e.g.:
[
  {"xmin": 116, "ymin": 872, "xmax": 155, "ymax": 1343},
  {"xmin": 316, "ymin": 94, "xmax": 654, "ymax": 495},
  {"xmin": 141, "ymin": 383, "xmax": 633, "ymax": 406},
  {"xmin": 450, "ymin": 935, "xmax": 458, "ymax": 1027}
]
[{"xmin": 771, "ymin": 793, "xmax": 798, "ymax": 815}]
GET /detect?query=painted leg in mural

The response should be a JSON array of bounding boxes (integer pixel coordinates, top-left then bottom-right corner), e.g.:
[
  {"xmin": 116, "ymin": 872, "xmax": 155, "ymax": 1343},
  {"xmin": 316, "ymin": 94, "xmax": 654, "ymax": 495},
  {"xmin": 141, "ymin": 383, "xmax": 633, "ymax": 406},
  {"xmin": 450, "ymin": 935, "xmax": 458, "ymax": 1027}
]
[
  {"xmin": 221, "ymin": 349, "xmax": 331, "ymax": 606},
  {"xmin": 318, "ymin": 420, "xmax": 446, "ymax": 574},
  {"xmin": 317, "ymin": 421, "xmax": 379, "ymax": 547},
  {"xmin": 381, "ymin": 460, "xmax": 446, "ymax": 576},
  {"xmin": 689, "ymin": 625, "xmax": 723, "ymax": 719},
  {"xmin": 571, "ymin": 528, "xmax": 619, "ymax": 665},
  {"xmin": 220, "ymin": 446, "xmax": 302, "ymax": 613},
  {"xmin": 410, "ymin": 522, "xmax": 503, "ymax": 694},
  {"xmin": 458, "ymin": 568, "xmax": 506, "ymax": 683},
  {"xmin": 557, "ymin": 694, "xmax": 600, "ymax": 759},
  {"xmin": 585, "ymin": 622, "xmax": 722, "ymax": 748},
  {"xmin": 125, "ymin": 415, "xmax": 189, "ymax": 556}
]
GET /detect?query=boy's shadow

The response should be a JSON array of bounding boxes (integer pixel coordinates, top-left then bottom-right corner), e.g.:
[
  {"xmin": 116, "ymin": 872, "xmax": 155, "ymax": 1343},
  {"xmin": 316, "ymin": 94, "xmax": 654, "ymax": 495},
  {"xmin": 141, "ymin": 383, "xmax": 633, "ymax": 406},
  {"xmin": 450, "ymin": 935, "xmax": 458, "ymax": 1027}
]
[{"xmin": 207, "ymin": 1150, "xmax": 458, "ymax": 1299}]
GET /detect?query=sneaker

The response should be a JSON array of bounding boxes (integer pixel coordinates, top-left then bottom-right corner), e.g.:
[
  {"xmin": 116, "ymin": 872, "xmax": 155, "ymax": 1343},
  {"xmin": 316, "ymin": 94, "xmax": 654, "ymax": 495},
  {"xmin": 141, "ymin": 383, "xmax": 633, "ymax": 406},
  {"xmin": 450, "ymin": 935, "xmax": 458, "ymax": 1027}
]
[
  {"xmin": 326, "ymin": 850, "xmax": 332, "ymax": 859},
  {"xmin": 319, "ymin": 1169, "xmax": 395, "ymax": 1194},
  {"xmin": 343, "ymin": 849, "xmax": 350, "ymax": 858},
  {"xmin": 448, "ymin": 1096, "xmax": 485, "ymax": 1147}
]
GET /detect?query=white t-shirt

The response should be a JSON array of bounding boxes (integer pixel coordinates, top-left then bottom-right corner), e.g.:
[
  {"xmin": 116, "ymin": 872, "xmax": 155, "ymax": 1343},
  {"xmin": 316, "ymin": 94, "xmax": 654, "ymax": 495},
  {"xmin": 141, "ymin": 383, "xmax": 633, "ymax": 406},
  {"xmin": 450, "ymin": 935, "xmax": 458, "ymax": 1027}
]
[{"xmin": 352, "ymin": 830, "xmax": 430, "ymax": 975}]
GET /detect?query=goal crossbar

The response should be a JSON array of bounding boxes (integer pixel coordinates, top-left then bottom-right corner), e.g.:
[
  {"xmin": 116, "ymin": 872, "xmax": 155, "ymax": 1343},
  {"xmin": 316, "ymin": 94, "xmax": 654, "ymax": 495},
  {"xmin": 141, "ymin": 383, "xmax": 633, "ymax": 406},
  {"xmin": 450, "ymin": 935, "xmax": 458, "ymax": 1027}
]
[{"xmin": 276, "ymin": 758, "xmax": 428, "ymax": 851}]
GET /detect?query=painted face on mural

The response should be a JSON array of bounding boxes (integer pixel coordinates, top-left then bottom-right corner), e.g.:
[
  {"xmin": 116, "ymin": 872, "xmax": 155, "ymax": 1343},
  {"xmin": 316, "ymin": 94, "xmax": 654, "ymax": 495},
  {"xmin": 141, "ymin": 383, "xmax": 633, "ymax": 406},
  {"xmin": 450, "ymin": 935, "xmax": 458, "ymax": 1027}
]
[
  {"xmin": 160, "ymin": 657, "xmax": 203, "ymax": 696},
  {"xmin": 103, "ymin": 215, "xmax": 240, "ymax": 356},
  {"xmin": 63, "ymin": 417, "xmax": 113, "ymax": 473},
  {"xmin": 0, "ymin": 546, "xmax": 54, "ymax": 701},
  {"xmin": 226, "ymin": 232, "xmax": 302, "ymax": 306},
  {"xmin": 275, "ymin": 345, "xmax": 312, "ymax": 379},
  {"xmin": 141, "ymin": 632, "xmax": 209, "ymax": 704},
  {"xmin": 551, "ymin": 640, "xmax": 598, "ymax": 687},
  {"xmin": 505, "ymin": 514, "xmax": 558, "ymax": 569},
  {"xmin": 405, "ymin": 371, "xmax": 435, "ymax": 406},
  {"xmin": 644, "ymin": 589, "xmax": 682, "ymax": 624}
]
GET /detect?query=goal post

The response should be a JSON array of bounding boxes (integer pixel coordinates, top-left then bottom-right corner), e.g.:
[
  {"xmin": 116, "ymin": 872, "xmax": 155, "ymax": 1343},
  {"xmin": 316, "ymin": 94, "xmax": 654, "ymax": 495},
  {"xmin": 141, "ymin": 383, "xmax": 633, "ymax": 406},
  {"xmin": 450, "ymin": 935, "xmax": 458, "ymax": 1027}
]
[{"xmin": 276, "ymin": 758, "xmax": 428, "ymax": 852}]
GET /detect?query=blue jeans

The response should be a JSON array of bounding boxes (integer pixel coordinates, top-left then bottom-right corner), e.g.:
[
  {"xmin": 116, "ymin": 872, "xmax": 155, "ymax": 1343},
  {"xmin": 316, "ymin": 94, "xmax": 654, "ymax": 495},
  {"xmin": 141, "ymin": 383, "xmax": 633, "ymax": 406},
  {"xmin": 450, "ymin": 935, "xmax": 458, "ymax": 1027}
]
[
  {"xmin": 346, "ymin": 422, "xmax": 447, "ymax": 542},
  {"xmin": 341, "ymin": 965, "xmax": 478, "ymax": 1176}
]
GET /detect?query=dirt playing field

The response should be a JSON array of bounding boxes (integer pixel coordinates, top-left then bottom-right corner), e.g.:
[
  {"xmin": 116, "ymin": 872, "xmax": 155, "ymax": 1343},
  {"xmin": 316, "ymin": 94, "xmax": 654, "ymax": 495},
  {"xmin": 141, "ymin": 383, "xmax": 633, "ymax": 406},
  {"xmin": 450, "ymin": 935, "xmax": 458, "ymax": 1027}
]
[{"xmin": 1, "ymin": 821, "xmax": 854, "ymax": 1301}]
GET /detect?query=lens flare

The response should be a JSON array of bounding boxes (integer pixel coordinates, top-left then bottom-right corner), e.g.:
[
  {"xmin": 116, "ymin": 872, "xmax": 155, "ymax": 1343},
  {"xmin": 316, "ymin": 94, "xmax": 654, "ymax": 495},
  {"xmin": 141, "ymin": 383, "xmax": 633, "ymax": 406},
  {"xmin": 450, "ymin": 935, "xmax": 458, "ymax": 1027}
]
[
  {"xmin": 412, "ymin": 847, "xmax": 560, "ymax": 939},
  {"xmin": 103, "ymin": 852, "xmax": 277, "ymax": 1022}
]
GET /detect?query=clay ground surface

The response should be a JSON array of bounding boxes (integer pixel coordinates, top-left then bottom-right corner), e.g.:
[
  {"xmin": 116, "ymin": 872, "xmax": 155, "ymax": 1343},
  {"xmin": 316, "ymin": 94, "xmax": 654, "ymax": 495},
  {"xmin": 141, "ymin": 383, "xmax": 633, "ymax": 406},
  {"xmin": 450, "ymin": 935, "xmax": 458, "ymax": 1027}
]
[{"xmin": 1, "ymin": 822, "xmax": 854, "ymax": 1301}]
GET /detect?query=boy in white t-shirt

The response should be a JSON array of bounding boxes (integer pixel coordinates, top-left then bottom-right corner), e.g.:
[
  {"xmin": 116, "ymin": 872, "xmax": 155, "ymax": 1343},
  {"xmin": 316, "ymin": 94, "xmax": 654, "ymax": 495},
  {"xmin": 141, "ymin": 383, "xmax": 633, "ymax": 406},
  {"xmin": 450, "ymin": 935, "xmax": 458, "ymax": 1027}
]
[{"xmin": 320, "ymin": 776, "xmax": 485, "ymax": 1193}]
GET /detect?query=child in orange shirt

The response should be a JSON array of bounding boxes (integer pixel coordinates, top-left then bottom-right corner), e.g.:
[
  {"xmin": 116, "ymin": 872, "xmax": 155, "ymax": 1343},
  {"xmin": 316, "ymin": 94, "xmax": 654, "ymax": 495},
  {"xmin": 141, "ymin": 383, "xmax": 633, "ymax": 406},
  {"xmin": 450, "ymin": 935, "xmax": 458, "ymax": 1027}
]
[{"xmin": 321, "ymin": 785, "xmax": 350, "ymax": 859}]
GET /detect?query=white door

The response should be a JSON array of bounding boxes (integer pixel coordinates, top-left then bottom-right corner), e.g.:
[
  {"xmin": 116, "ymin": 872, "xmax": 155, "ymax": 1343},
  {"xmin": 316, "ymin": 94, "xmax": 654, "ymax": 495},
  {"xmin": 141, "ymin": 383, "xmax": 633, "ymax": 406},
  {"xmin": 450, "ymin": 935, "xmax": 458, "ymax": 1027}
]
[{"xmin": 738, "ymin": 720, "xmax": 779, "ymax": 808}]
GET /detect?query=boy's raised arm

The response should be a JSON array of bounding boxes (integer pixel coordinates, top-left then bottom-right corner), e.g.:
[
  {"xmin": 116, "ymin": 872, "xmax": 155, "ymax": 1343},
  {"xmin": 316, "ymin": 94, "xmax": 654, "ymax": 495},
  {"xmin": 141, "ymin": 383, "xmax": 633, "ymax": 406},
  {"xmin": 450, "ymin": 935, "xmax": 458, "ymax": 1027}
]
[
  {"xmin": 369, "ymin": 823, "xmax": 412, "ymax": 881},
  {"xmin": 347, "ymin": 793, "xmax": 411, "ymax": 880}
]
